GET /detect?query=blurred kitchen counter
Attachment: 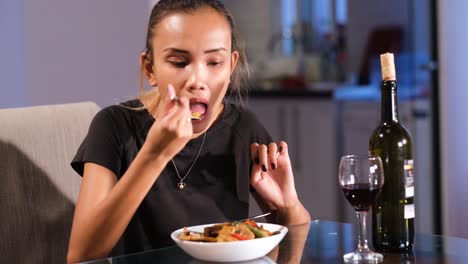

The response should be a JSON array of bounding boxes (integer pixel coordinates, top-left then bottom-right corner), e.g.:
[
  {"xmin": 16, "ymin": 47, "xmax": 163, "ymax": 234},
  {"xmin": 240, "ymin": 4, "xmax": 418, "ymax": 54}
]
[
  {"xmin": 247, "ymin": 82, "xmax": 428, "ymax": 101},
  {"xmin": 247, "ymin": 89, "xmax": 333, "ymax": 99}
]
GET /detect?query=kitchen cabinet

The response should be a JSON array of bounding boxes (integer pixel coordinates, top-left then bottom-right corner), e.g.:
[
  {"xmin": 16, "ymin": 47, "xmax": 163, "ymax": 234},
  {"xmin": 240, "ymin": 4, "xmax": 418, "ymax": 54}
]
[{"xmin": 246, "ymin": 97, "xmax": 338, "ymax": 221}]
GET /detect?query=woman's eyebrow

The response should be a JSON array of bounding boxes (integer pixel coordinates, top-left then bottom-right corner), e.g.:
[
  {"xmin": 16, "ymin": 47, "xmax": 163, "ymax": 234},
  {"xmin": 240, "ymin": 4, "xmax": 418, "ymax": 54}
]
[
  {"xmin": 163, "ymin": 48, "xmax": 189, "ymax": 54},
  {"xmin": 205, "ymin": 48, "xmax": 227, "ymax": 54},
  {"xmin": 162, "ymin": 48, "xmax": 227, "ymax": 54}
]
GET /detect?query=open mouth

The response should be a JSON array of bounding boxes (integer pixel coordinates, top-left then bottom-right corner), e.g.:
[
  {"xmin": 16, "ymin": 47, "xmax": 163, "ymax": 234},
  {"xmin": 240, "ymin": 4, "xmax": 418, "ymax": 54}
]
[{"xmin": 190, "ymin": 99, "xmax": 208, "ymax": 121}]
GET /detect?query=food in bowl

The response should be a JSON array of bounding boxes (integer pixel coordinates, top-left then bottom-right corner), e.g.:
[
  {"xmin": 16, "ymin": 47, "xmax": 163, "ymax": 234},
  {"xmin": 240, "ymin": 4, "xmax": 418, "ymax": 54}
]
[
  {"xmin": 171, "ymin": 222, "xmax": 288, "ymax": 262},
  {"xmin": 178, "ymin": 220, "xmax": 279, "ymax": 242}
]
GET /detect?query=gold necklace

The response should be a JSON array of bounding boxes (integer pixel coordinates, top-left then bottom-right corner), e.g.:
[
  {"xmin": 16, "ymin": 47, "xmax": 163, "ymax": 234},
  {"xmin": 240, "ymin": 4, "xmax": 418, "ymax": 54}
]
[{"xmin": 171, "ymin": 132, "xmax": 206, "ymax": 190}]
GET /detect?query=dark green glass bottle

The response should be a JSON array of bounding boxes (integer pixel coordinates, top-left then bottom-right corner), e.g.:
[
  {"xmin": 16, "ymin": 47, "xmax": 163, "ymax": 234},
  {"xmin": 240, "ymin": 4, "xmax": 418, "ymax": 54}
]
[{"xmin": 369, "ymin": 53, "xmax": 415, "ymax": 252}]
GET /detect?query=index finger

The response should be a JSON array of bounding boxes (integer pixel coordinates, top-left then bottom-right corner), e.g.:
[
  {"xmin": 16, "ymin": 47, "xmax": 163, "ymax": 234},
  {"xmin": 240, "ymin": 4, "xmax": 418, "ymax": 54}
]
[
  {"xmin": 167, "ymin": 96, "xmax": 190, "ymax": 123},
  {"xmin": 268, "ymin": 142, "xmax": 278, "ymax": 169},
  {"xmin": 250, "ymin": 143, "xmax": 260, "ymax": 165},
  {"xmin": 168, "ymin": 83, "xmax": 176, "ymax": 100},
  {"xmin": 155, "ymin": 84, "xmax": 178, "ymax": 117}
]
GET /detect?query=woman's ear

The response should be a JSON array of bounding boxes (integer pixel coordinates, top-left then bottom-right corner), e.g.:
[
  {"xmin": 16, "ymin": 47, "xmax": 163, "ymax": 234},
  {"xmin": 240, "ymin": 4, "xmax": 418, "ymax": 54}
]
[
  {"xmin": 230, "ymin": 51, "xmax": 239, "ymax": 75},
  {"xmin": 140, "ymin": 52, "xmax": 157, "ymax": 87}
]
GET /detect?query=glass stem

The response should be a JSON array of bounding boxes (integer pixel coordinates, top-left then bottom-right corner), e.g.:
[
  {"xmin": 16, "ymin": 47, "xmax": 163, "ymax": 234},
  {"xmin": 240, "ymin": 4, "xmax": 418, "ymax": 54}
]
[{"xmin": 356, "ymin": 211, "xmax": 369, "ymax": 252}]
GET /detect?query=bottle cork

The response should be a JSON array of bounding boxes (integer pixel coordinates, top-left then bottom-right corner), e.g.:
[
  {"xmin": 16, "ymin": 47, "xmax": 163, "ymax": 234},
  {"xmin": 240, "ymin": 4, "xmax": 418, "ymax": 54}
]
[{"xmin": 380, "ymin": 53, "xmax": 396, "ymax": 81}]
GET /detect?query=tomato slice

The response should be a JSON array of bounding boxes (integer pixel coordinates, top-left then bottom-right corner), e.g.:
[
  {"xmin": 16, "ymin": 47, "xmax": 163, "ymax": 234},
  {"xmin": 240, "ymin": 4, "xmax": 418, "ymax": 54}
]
[{"xmin": 230, "ymin": 233, "xmax": 249, "ymax": 240}]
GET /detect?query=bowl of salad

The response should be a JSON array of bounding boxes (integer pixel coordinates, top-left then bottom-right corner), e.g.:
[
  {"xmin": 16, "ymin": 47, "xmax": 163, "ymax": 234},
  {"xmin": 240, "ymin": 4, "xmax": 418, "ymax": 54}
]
[{"xmin": 170, "ymin": 220, "xmax": 288, "ymax": 262}]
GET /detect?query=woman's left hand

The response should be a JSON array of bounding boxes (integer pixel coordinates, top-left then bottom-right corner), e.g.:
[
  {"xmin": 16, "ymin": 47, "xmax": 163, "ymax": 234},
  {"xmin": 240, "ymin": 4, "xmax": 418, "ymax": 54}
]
[{"xmin": 250, "ymin": 141, "xmax": 300, "ymax": 211}]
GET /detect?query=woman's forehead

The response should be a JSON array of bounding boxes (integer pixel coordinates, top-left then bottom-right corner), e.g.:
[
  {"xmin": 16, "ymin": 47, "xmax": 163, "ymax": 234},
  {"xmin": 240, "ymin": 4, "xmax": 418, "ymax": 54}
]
[{"xmin": 152, "ymin": 8, "xmax": 232, "ymax": 52}]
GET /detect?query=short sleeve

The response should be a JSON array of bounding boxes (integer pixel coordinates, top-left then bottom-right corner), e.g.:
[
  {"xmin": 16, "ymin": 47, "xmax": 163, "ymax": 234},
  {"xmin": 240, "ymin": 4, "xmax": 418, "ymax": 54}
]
[
  {"xmin": 245, "ymin": 111, "xmax": 273, "ymax": 191},
  {"xmin": 71, "ymin": 107, "xmax": 122, "ymax": 177},
  {"xmin": 230, "ymin": 107, "xmax": 273, "ymax": 202},
  {"xmin": 239, "ymin": 107, "xmax": 273, "ymax": 146}
]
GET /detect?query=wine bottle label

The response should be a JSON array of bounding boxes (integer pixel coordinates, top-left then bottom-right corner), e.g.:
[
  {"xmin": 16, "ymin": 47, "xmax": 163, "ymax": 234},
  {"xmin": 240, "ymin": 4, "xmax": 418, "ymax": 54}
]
[
  {"xmin": 404, "ymin": 204, "xmax": 415, "ymax": 219},
  {"xmin": 404, "ymin": 160, "xmax": 414, "ymax": 198},
  {"xmin": 405, "ymin": 186, "xmax": 414, "ymax": 198}
]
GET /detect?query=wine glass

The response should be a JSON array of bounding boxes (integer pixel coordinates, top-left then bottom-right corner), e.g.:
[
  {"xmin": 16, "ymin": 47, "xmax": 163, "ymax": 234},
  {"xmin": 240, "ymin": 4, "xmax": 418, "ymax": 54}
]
[{"xmin": 339, "ymin": 155, "xmax": 384, "ymax": 263}]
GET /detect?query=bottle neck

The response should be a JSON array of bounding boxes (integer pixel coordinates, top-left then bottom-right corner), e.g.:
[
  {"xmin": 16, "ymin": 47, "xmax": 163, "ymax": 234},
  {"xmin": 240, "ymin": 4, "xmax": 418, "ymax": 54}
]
[{"xmin": 381, "ymin": 80, "xmax": 399, "ymax": 123}]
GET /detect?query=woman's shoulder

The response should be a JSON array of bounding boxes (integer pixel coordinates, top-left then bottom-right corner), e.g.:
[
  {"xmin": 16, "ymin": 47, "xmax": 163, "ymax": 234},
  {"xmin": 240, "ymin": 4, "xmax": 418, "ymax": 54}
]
[
  {"xmin": 222, "ymin": 103, "xmax": 260, "ymax": 126},
  {"xmin": 95, "ymin": 99, "xmax": 147, "ymax": 120},
  {"xmin": 89, "ymin": 99, "xmax": 151, "ymax": 133},
  {"xmin": 221, "ymin": 103, "xmax": 271, "ymax": 142},
  {"xmin": 97, "ymin": 99, "xmax": 143, "ymax": 116}
]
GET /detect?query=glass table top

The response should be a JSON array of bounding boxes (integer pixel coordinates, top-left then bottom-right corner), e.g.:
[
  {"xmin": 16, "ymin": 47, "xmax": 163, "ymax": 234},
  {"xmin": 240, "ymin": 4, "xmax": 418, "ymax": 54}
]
[{"xmin": 82, "ymin": 220, "xmax": 468, "ymax": 264}]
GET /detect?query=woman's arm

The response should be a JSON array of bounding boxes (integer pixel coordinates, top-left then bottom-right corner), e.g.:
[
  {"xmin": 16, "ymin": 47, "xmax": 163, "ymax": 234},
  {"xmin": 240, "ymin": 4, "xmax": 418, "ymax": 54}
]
[
  {"xmin": 250, "ymin": 141, "xmax": 310, "ymax": 263},
  {"xmin": 67, "ymin": 147, "xmax": 169, "ymax": 263},
  {"xmin": 275, "ymin": 201, "xmax": 310, "ymax": 225},
  {"xmin": 68, "ymin": 87, "xmax": 193, "ymax": 263},
  {"xmin": 252, "ymin": 192, "xmax": 310, "ymax": 225}
]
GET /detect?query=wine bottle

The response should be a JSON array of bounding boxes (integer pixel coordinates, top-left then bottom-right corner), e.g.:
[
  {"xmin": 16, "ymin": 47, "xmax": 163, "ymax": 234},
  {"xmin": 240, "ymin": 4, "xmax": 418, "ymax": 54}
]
[{"xmin": 369, "ymin": 53, "xmax": 415, "ymax": 252}]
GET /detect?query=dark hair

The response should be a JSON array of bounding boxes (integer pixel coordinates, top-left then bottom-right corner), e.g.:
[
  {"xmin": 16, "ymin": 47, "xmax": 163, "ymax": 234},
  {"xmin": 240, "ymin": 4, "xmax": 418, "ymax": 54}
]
[{"xmin": 141, "ymin": 0, "xmax": 249, "ymax": 106}]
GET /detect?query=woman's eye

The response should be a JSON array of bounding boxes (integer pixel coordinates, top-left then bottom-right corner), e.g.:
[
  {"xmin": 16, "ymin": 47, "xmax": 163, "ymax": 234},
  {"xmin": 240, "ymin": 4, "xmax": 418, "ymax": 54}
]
[
  {"xmin": 169, "ymin": 61, "xmax": 188, "ymax": 68},
  {"xmin": 208, "ymin": 61, "xmax": 222, "ymax": 66}
]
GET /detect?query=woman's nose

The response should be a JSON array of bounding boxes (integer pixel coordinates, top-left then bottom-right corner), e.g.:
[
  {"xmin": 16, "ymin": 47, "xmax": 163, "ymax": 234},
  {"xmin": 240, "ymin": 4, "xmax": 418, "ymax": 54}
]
[{"xmin": 185, "ymin": 66, "xmax": 207, "ymax": 91}]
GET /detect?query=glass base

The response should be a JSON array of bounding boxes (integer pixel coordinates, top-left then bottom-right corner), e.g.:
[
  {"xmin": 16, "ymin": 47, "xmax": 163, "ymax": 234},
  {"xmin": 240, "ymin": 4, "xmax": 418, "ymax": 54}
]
[{"xmin": 343, "ymin": 250, "xmax": 383, "ymax": 263}]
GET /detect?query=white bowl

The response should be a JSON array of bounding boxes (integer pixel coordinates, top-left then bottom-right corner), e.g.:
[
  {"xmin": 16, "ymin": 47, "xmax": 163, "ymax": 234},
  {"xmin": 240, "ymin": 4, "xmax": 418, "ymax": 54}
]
[{"xmin": 170, "ymin": 222, "xmax": 288, "ymax": 262}]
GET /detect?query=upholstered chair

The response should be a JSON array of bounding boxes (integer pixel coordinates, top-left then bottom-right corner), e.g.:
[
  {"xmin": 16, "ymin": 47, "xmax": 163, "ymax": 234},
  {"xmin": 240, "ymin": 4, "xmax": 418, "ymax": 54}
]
[{"xmin": 0, "ymin": 102, "xmax": 100, "ymax": 263}]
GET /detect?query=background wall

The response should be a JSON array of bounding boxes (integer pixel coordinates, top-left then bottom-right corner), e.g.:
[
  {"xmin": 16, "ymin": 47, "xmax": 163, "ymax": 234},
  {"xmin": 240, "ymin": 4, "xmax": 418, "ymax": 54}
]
[
  {"xmin": 1, "ymin": 0, "xmax": 28, "ymax": 107},
  {"xmin": 438, "ymin": 0, "xmax": 468, "ymax": 239},
  {"xmin": 1, "ymin": 0, "xmax": 149, "ymax": 108}
]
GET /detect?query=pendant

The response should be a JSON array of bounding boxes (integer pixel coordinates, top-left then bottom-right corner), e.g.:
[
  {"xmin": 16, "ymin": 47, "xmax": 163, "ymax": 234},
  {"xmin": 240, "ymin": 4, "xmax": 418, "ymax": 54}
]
[{"xmin": 177, "ymin": 182, "xmax": 185, "ymax": 190}]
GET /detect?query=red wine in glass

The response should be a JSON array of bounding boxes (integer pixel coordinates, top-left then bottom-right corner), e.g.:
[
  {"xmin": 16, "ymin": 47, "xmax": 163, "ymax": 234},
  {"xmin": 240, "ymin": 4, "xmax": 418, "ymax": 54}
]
[
  {"xmin": 339, "ymin": 155, "xmax": 384, "ymax": 263},
  {"xmin": 342, "ymin": 184, "xmax": 381, "ymax": 212}
]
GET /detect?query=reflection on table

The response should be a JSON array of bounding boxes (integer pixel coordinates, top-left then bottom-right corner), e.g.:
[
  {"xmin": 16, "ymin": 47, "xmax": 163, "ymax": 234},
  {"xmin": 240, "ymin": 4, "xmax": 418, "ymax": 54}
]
[{"xmin": 82, "ymin": 220, "xmax": 468, "ymax": 264}]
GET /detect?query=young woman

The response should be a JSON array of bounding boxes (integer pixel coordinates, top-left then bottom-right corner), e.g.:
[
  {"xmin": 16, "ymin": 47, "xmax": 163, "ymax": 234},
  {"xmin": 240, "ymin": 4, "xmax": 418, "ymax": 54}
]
[{"xmin": 67, "ymin": 0, "xmax": 310, "ymax": 263}]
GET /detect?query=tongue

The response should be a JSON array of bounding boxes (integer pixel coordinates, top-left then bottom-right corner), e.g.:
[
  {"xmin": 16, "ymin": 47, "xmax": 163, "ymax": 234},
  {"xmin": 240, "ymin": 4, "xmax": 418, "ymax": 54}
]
[{"xmin": 190, "ymin": 103, "xmax": 207, "ymax": 115}]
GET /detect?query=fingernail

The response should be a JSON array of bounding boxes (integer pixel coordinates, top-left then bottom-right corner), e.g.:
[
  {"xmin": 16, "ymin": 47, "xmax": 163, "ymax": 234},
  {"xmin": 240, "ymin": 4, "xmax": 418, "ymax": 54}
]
[
  {"xmin": 168, "ymin": 84, "xmax": 176, "ymax": 100},
  {"xmin": 271, "ymin": 163, "xmax": 276, "ymax": 170},
  {"xmin": 262, "ymin": 165, "xmax": 267, "ymax": 172},
  {"xmin": 279, "ymin": 146, "xmax": 284, "ymax": 153},
  {"xmin": 254, "ymin": 158, "xmax": 260, "ymax": 164}
]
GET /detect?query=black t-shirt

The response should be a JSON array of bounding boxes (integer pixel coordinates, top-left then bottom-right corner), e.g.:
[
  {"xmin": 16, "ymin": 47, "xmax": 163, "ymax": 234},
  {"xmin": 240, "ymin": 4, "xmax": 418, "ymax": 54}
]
[{"xmin": 71, "ymin": 99, "xmax": 272, "ymax": 256}]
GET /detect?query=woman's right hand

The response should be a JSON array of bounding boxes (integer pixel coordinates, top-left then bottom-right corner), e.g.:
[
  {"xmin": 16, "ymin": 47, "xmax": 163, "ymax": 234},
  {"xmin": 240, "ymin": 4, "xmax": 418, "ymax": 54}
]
[{"xmin": 143, "ymin": 84, "xmax": 193, "ymax": 160}]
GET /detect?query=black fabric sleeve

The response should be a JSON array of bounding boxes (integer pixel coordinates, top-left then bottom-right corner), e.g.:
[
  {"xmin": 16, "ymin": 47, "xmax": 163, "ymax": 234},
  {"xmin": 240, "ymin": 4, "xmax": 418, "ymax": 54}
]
[
  {"xmin": 232, "ymin": 107, "xmax": 273, "ymax": 203},
  {"xmin": 71, "ymin": 107, "xmax": 123, "ymax": 177},
  {"xmin": 246, "ymin": 111, "xmax": 273, "ymax": 191}
]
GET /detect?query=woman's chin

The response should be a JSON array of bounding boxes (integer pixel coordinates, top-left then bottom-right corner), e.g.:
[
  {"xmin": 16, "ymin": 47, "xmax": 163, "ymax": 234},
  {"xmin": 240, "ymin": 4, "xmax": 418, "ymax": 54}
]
[{"xmin": 191, "ymin": 119, "xmax": 208, "ymax": 134}]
